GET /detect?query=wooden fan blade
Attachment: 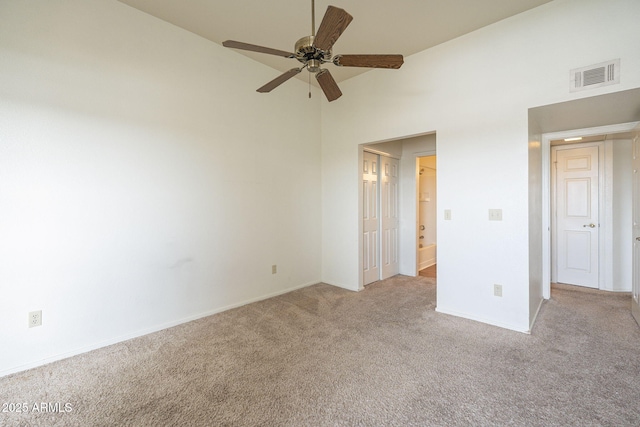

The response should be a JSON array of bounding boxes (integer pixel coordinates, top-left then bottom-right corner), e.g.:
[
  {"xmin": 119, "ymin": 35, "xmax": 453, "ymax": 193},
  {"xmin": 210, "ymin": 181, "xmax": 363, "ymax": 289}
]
[
  {"xmin": 313, "ymin": 6, "xmax": 353, "ymax": 52},
  {"xmin": 316, "ymin": 69, "xmax": 342, "ymax": 102},
  {"xmin": 257, "ymin": 68, "xmax": 302, "ymax": 93},
  {"xmin": 223, "ymin": 40, "xmax": 294, "ymax": 58},
  {"xmin": 333, "ymin": 54, "xmax": 404, "ymax": 69}
]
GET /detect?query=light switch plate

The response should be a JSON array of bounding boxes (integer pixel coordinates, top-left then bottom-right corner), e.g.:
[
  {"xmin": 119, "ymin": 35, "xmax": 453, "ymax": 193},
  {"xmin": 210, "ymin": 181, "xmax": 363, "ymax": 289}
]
[
  {"xmin": 489, "ymin": 209, "xmax": 503, "ymax": 221},
  {"xmin": 444, "ymin": 209, "xmax": 452, "ymax": 221}
]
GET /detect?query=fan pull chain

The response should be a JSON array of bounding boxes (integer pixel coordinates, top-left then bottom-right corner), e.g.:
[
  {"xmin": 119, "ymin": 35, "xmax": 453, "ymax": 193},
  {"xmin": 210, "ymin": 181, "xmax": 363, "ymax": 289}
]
[{"xmin": 308, "ymin": 71, "xmax": 312, "ymax": 99}]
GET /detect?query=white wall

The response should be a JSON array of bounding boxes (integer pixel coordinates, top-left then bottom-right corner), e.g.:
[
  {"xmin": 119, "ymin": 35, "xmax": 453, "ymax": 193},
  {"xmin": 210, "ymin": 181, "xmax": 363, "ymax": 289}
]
[
  {"xmin": 0, "ymin": 0, "xmax": 322, "ymax": 376},
  {"xmin": 528, "ymin": 117, "xmax": 544, "ymax": 327},
  {"xmin": 3, "ymin": 0, "xmax": 639, "ymax": 376},
  {"xmin": 321, "ymin": 0, "xmax": 640, "ymax": 332},
  {"xmin": 613, "ymin": 139, "xmax": 633, "ymax": 291}
]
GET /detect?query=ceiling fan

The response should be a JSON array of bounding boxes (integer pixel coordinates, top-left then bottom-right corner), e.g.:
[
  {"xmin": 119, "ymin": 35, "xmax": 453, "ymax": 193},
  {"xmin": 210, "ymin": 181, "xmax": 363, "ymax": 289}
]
[{"xmin": 223, "ymin": 0, "xmax": 404, "ymax": 102}]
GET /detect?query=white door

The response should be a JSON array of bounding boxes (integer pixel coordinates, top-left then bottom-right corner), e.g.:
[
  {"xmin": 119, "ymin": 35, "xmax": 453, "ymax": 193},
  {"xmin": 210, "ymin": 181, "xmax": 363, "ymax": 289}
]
[
  {"xmin": 632, "ymin": 131, "xmax": 640, "ymax": 326},
  {"xmin": 555, "ymin": 145, "xmax": 599, "ymax": 288},
  {"xmin": 363, "ymin": 151, "xmax": 380, "ymax": 285},
  {"xmin": 381, "ymin": 157, "xmax": 399, "ymax": 279}
]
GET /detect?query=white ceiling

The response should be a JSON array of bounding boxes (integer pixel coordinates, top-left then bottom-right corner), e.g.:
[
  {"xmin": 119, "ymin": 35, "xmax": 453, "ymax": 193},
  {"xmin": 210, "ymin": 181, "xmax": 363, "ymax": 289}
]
[{"xmin": 117, "ymin": 0, "xmax": 553, "ymax": 85}]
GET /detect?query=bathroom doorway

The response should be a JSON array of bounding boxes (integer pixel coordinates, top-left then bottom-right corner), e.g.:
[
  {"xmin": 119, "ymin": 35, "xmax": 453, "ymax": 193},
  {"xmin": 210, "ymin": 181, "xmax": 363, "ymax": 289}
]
[{"xmin": 417, "ymin": 156, "xmax": 437, "ymax": 278}]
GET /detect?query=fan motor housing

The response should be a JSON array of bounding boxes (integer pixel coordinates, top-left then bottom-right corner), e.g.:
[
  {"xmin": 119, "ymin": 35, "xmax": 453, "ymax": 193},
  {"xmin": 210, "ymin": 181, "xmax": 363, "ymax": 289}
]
[{"xmin": 294, "ymin": 36, "xmax": 331, "ymax": 72}]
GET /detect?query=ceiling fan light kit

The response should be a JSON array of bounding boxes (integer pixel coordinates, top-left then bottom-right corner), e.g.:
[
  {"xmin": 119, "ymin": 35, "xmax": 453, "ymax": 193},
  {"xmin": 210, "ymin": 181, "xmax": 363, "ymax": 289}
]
[{"xmin": 222, "ymin": 1, "xmax": 403, "ymax": 102}]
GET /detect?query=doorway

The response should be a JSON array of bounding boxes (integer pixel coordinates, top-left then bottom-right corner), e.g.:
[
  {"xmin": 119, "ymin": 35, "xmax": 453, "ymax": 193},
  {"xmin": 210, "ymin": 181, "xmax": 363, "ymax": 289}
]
[
  {"xmin": 359, "ymin": 133, "xmax": 436, "ymax": 288},
  {"xmin": 417, "ymin": 156, "xmax": 437, "ymax": 279},
  {"xmin": 544, "ymin": 123, "xmax": 637, "ymax": 297},
  {"xmin": 529, "ymin": 89, "xmax": 640, "ymax": 329}
]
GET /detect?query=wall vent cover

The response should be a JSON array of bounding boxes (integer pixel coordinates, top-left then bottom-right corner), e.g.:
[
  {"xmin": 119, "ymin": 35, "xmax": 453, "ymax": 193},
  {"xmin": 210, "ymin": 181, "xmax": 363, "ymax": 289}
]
[{"xmin": 570, "ymin": 59, "xmax": 620, "ymax": 92}]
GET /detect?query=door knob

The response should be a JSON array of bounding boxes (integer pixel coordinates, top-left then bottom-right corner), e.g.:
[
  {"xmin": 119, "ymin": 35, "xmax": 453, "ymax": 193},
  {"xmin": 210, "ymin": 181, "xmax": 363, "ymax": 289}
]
[
  {"xmin": 583, "ymin": 223, "xmax": 596, "ymax": 228},
  {"xmin": 636, "ymin": 237, "xmax": 640, "ymax": 242}
]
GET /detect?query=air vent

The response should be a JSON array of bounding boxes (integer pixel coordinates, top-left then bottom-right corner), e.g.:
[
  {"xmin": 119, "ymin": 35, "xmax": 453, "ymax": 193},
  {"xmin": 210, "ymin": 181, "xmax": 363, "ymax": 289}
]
[{"xmin": 570, "ymin": 59, "xmax": 620, "ymax": 92}]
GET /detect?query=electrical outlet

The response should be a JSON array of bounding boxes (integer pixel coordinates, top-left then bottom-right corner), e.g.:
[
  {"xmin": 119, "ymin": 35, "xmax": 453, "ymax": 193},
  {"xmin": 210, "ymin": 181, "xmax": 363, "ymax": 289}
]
[
  {"xmin": 489, "ymin": 209, "xmax": 503, "ymax": 221},
  {"xmin": 444, "ymin": 209, "xmax": 452, "ymax": 220},
  {"xmin": 29, "ymin": 310, "xmax": 42, "ymax": 328},
  {"xmin": 272, "ymin": 265, "xmax": 277, "ymax": 274},
  {"xmin": 493, "ymin": 284, "xmax": 503, "ymax": 297}
]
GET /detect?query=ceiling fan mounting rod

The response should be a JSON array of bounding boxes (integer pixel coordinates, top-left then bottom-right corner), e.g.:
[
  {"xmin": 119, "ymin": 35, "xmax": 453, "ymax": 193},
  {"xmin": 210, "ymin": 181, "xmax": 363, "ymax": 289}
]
[{"xmin": 311, "ymin": 0, "xmax": 316, "ymax": 37}]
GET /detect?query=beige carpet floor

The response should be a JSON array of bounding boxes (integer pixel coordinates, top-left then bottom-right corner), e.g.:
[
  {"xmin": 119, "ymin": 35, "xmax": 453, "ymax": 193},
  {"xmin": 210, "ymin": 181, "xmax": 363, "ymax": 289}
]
[{"xmin": 1, "ymin": 276, "xmax": 639, "ymax": 426}]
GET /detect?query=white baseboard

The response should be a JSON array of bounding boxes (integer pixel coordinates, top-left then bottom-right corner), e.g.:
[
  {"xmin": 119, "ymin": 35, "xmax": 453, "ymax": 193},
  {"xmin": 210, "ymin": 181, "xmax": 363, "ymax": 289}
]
[
  {"xmin": 0, "ymin": 280, "xmax": 319, "ymax": 378},
  {"xmin": 435, "ymin": 306, "xmax": 530, "ymax": 334},
  {"xmin": 323, "ymin": 279, "xmax": 360, "ymax": 292}
]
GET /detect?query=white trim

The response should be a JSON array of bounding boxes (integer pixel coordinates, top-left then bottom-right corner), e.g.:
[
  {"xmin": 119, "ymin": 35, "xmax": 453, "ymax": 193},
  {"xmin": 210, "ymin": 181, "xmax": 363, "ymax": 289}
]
[
  {"xmin": 603, "ymin": 141, "xmax": 614, "ymax": 291},
  {"xmin": 323, "ymin": 280, "xmax": 365, "ymax": 292},
  {"xmin": 0, "ymin": 280, "xmax": 318, "ymax": 378},
  {"xmin": 542, "ymin": 121, "xmax": 640, "ymax": 299},
  {"xmin": 436, "ymin": 306, "xmax": 531, "ymax": 334},
  {"xmin": 542, "ymin": 139, "xmax": 551, "ymax": 298},
  {"xmin": 414, "ymin": 151, "xmax": 437, "ymax": 276},
  {"xmin": 364, "ymin": 147, "xmax": 400, "ymax": 160},
  {"xmin": 358, "ymin": 147, "xmax": 365, "ymax": 290},
  {"xmin": 365, "ymin": 131, "xmax": 437, "ymax": 147}
]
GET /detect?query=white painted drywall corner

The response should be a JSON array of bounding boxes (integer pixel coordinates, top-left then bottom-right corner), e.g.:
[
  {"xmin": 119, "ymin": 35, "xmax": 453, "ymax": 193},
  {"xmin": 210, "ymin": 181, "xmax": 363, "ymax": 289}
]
[
  {"xmin": 528, "ymin": 114, "xmax": 544, "ymax": 328},
  {"xmin": 0, "ymin": 0, "xmax": 321, "ymax": 376},
  {"xmin": 320, "ymin": 0, "xmax": 640, "ymax": 332}
]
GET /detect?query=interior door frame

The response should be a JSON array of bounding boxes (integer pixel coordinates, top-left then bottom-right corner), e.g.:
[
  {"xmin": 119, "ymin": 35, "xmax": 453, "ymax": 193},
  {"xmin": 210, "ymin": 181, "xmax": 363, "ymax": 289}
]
[
  {"xmin": 550, "ymin": 141, "xmax": 604, "ymax": 288},
  {"xmin": 415, "ymin": 152, "xmax": 437, "ymax": 275},
  {"xmin": 542, "ymin": 121, "xmax": 640, "ymax": 299},
  {"xmin": 632, "ymin": 126, "xmax": 640, "ymax": 326},
  {"xmin": 358, "ymin": 133, "xmax": 436, "ymax": 289}
]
